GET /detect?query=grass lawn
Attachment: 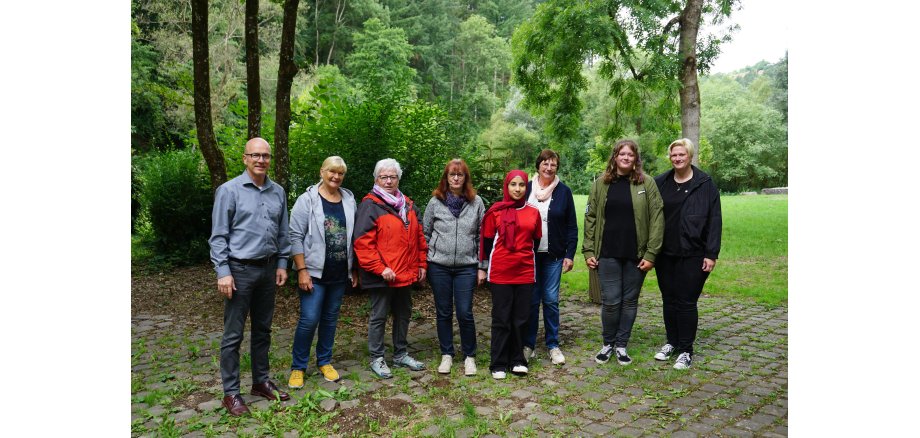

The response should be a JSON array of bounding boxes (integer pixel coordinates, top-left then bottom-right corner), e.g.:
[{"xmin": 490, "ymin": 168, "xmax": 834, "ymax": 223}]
[{"xmin": 560, "ymin": 194, "xmax": 788, "ymax": 307}]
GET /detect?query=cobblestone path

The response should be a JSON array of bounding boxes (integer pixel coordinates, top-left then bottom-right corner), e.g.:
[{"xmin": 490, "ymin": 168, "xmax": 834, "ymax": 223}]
[{"xmin": 131, "ymin": 291, "xmax": 787, "ymax": 437}]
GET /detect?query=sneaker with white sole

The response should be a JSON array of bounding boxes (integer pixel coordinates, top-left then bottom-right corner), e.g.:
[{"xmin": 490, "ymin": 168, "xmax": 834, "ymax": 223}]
[
  {"xmin": 673, "ymin": 352, "xmax": 692, "ymax": 370},
  {"xmin": 393, "ymin": 354, "xmax": 426, "ymax": 371},
  {"xmin": 615, "ymin": 347, "xmax": 632, "ymax": 365},
  {"xmin": 595, "ymin": 344, "xmax": 614, "ymax": 364},
  {"xmin": 491, "ymin": 370, "xmax": 506, "ymax": 379},
  {"xmin": 437, "ymin": 355, "xmax": 452, "ymax": 374},
  {"xmin": 549, "ymin": 347, "xmax": 566, "ymax": 365},
  {"xmin": 523, "ymin": 346, "xmax": 535, "ymax": 360},
  {"xmin": 464, "ymin": 357, "xmax": 477, "ymax": 376},
  {"xmin": 654, "ymin": 344, "xmax": 675, "ymax": 361},
  {"xmin": 370, "ymin": 357, "xmax": 393, "ymax": 379},
  {"xmin": 511, "ymin": 364, "xmax": 528, "ymax": 375}
]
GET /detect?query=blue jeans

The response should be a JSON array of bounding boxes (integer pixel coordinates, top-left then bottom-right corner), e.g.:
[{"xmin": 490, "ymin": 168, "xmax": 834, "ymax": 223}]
[
  {"xmin": 524, "ymin": 253, "xmax": 563, "ymax": 350},
  {"xmin": 427, "ymin": 262, "xmax": 478, "ymax": 358},
  {"xmin": 290, "ymin": 279, "xmax": 346, "ymax": 370}
]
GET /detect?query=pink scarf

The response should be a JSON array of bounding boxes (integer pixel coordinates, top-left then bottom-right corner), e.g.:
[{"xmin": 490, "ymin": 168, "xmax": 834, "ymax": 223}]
[
  {"xmin": 532, "ymin": 174, "xmax": 560, "ymax": 202},
  {"xmin": 372, "ymin": 184, "xmax": 407, "ymax": 222}
]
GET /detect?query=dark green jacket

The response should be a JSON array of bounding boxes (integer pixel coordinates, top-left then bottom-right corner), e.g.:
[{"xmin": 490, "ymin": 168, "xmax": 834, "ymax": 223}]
[{"xmin": 582, "ymin": 173, "xmax": 664, "ymax": 263}]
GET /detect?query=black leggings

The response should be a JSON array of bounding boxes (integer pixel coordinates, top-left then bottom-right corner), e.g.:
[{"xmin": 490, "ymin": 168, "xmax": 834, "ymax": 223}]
[{"xmin": 656, "ymin": 254, "xmax": 711, "ymax": 355}]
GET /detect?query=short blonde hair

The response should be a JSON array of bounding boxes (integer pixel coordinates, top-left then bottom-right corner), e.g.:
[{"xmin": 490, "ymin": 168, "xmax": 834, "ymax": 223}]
[
  {"xmin": 668, "ymin": 138, "xmax": 695, "ymax": 159},
  {"xmin": 320, "ymin": 156, "xmax": 347, "ymax": 174}
]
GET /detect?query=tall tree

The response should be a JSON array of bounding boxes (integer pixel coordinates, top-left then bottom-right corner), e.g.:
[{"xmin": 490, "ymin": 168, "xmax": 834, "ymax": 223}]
[
  {"xmin": 678, "ymin": 0, "xmax": 703, "ymax": 162},
  {"xmin": 191, "ymin": 0, "xmax": 228, "ymax": 190},
  {"xmin": 512, "ymin": 0, "xmax": 736, "ymax": 164},
  {"xmin": 245, "ymin": 0, "xmax": 261, "ymax": 139},
  {"xmin": 274, "ymin": 0, "xmax": 301, "ymax": 192}
]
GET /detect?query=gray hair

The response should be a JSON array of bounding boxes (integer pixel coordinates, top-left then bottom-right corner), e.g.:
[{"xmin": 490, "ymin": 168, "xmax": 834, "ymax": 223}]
[{"xmin": 373, "ymin": 158, "xmax": 403, "ymax": 180}]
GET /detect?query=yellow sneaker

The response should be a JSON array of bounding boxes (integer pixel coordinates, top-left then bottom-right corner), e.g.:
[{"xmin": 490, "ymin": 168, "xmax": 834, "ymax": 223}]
[
  {"xmin": 288, "ymin": 370, "xmax": 305, "ymax": 389},
  {"xmin": 318, "ymin": 364, "xmax": 341, "ymax": 382}
]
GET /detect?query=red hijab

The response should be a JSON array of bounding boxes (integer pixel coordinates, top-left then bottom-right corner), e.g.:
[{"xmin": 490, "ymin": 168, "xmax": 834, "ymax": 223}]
[{"xmin": 482, "ymin": 170, "xmax": 529, "ymax": 251}]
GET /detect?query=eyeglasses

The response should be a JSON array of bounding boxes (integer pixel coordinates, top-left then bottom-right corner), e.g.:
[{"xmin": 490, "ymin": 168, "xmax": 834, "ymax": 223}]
[
  {"xmin": 448, "ymin": 173, "xmax": 464, "ymax": 179},
  {"xmin": 244, "ymin": 153, "xmax": 272, "ymax": 161},
  {"xmin": 377, "ymin": 175, "xmax": 398, "ymax": 181}
]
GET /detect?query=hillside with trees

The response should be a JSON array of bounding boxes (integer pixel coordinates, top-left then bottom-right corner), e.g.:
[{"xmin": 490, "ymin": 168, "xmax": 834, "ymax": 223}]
[{"xmin": 132, "ymin": 0, "xmax": 787, "ymax": 264}]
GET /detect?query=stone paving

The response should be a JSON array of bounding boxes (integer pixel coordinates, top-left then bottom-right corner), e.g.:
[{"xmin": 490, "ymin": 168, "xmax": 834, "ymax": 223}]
[{"xmin": 131, "ymin": 291, "xmax": 787, "ymax": 437}]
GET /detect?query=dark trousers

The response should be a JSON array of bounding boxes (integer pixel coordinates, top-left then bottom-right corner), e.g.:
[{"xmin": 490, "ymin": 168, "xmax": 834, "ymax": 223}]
[
  {"xmin": 367, "ymin": 285, "xmax": 413, "ymax": 360},
  {"xmin": 597, "ymin": 258, "xmax": 647, "ymax": 347},
  {"xmin": 428, "ymin": 262, "xmax": 478, "ymax": 358},
  {"xmin": 656, "ymin": 254, "xmax": 711, "ymax": 355},
  {"xmin": 220, "ymin": 261, "xmax": 276, "ymax": 396},
  {"xmin": 489, "ymin": 283, "xmax": 533, "ymax": 372}
]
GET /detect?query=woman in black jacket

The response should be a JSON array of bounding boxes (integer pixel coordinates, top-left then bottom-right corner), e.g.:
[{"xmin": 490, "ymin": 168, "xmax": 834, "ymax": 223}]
[{"xmin": 653, "ymin": 138, "xmax": 722, "ymax": 370}]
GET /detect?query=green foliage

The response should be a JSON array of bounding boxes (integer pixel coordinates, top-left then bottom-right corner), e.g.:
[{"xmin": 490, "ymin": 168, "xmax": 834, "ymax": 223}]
[
  {"xmin": 290, "ymin": 69, "xmax": 457, "ymax": 208},
  {"xmin": 511, "ymin": 0, "xmax": 734, "ymax": 146},
  {"xmin": 701, "ymin": 75, "xmax": 787, "ymax": 192},
  {"xmin": 134, "ymin": 148, "xmax": 214, "ymax": 264},
  {"xmin": 346, "ymin": 18, "xmax": 418, "ymax": 99}
]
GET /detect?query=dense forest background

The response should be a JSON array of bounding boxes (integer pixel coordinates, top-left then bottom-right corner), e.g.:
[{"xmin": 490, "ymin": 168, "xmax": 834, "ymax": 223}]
[{"xmin": 131, "ymin": 0, "xmax": 787, "ymax": 264}]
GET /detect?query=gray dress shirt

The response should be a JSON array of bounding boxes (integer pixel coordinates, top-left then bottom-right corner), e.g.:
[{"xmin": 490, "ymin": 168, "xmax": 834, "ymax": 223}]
[{"xmin": 209, "ymin": 171, "xmax": 291, "ymax": 278}]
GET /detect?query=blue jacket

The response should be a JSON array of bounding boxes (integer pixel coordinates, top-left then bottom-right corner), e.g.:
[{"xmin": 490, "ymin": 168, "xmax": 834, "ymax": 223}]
[{"xmin": 526, "ymin": 180, "xmax": 579, "ymax": 260}]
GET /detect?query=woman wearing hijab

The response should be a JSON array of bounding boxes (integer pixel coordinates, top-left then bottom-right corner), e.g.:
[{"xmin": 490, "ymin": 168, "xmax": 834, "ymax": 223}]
[
  {"xmin": 423, "ymin": 159, "xmax": 485, "ymax": 376},
  {"xmin": 479, "ymin": 170, "xmax": 542, "ymax": 379},
  {"xmin": 354, "ymin": 158, "xmax": 429, "ymax": 379}
]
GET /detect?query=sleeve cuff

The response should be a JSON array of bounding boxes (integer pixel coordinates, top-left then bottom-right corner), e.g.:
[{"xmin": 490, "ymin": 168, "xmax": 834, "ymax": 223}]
[
  {"xmin": 277, "ymin": 258, "xmax": 289, "ymax": 270},
  {"xmin": 216, "ymin": 264, "xmax": 232, "ymax": 279}
]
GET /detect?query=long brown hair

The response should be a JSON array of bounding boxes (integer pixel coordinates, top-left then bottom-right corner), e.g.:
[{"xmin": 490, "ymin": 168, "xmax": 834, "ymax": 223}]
[
  {"xmin": 433, "ymin": 158, "xmax": 477, "ymax": 201},
  {"xmin": 603, "ymin": 139, "xmax": 645, "ymax": 185}
]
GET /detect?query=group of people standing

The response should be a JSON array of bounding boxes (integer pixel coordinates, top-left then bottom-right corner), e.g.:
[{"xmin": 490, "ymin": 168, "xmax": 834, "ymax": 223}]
[{"xmin": 208, "ymin": 136, "xmax": 721, "ymax": 416}]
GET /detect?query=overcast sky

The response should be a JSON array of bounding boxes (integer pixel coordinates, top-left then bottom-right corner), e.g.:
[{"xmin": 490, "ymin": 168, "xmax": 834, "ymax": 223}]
[{"xmin": 709, "ymin": 0, "xmax": 788, "ymax": 73}]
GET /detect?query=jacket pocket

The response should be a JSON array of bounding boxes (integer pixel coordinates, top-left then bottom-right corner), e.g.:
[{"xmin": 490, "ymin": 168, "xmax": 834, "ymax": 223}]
[{"xmin": 682, "ymin": 214, "xmax": 706, "ymax": 248}]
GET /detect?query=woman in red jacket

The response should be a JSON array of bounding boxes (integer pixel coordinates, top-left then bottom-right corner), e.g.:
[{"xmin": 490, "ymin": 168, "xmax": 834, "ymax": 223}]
[
  {"xmin": 354, "ymin": 158, "xmax": 429, "ymax": 379},
  {"xmin": 479, "ymin": 170, "xmax": 542, "ymax": 379}
]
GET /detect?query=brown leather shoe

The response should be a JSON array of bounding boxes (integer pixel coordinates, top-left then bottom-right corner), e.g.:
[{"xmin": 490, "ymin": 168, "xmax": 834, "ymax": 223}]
[
  {"xmin": 251, "ymin": 380, "xmax": 290, "ymax": 401},
  {"xmin": 222, "ymin": 394, "xmax": 250, "ymax": 416}
]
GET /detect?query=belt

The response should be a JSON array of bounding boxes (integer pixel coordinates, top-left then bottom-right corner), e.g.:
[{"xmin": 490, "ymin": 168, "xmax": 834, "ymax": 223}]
[{"xmin": 229, "ymin": 256, "xmax": 277, "ymax": 266}]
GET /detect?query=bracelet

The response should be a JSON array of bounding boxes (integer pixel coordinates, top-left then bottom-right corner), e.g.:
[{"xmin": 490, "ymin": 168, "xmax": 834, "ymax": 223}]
[{"xmin": 295, "ymin": 267, "xmax": 308, "ymax": 272}]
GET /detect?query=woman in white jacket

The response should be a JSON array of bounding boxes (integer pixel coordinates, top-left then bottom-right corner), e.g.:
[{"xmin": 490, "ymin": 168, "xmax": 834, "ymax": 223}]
[{"xmin": 287, "ymin": 156, "xmax": 357, "ymax": 387}]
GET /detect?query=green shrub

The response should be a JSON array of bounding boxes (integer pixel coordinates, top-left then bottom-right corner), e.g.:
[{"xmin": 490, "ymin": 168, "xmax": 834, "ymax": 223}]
[{"xmin": 136, "ymin": 148, "xmax": 213, "ymax": 264}]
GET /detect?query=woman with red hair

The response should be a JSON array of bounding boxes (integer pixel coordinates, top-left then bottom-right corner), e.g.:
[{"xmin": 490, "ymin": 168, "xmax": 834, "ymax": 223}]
[{"xmin": 479, "ymin": 170, "xmax": 542, "ymax": 379}]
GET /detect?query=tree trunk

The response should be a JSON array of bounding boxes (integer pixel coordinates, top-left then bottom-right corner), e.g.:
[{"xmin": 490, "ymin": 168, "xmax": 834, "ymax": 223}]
[
  {"xmin": 191, "ymin": 0, "xmax": 228, "ymax": 191},
  {"xmin": 314, "ymin": 0, "xmax": 322, "ymax": 66},
  {"xmin": 245, "ymin": 0, "xmax": 261, "ymax": 139},
  {"xmin": 274, "ymin": 0, "xmax": 301, "ymax": 192},
  {"xmin": 326, "ymin": 0, "xmax": 347, "ymax": 65},
  {"xmin": 678, "ymin": 0, "xmax": 703, "ymax": 166}
]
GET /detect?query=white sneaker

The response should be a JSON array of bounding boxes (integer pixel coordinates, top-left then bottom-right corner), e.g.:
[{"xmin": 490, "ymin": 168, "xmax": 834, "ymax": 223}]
[
  {"xmin": 654, "ymin": 344, "xmax": 675, "ymax": 361},
  {"xmin": 492, "ymin": 370, "xmax": 506, "ymax": 379},
  {"xmin": 464, "ymin": 357, "xmax": 477, "ymax": 376},
  {"xmin": 438, "ymin": 355, "xmax": 452, "ymax": 374},
  {"xmin": 673, "ymin": 352, "xmax": 692, "ymax": 370},
  {"xmin": 511, "ymin": 365, "xmax": 528, "ymax": 375},
  {"xmin": 549, "ymin": 347, "xmax": 566, "ymax": 365},
  {"xmin": 523, "ymin": 346, "xmax": 535, "ymax": 360}
]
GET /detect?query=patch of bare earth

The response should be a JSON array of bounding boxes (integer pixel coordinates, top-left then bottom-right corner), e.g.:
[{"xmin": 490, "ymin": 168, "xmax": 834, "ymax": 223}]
[{"xmin": 131, "ymin": 262, "xmax": 494, "ymax": 331}]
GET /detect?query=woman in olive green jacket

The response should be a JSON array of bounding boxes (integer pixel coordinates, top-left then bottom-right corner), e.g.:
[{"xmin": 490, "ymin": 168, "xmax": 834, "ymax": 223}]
[{"xmin": 582, "ymin": 139, "xmax": 664, "ymax": 366}]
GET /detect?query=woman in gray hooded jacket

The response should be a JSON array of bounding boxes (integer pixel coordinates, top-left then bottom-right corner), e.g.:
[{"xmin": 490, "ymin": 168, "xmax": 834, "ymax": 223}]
[{"xmin": 423, "ymin": 159, "xmax": 485, "ymax": 376}]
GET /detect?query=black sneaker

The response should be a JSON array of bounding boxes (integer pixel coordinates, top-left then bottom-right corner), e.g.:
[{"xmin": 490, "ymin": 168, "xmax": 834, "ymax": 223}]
[
  {"xmin": 615, "ymin": 347, "xmax": 632, "ymax": 365},
  {"xmin": 595, "ymin": 345, "xmax": 614, "ymax": 364}
]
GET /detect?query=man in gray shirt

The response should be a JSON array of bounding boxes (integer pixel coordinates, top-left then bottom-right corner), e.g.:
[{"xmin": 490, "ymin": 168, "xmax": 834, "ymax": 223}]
[{"xmin": 209, "ymin": 137, "xmax": 292, "ymax": 416}]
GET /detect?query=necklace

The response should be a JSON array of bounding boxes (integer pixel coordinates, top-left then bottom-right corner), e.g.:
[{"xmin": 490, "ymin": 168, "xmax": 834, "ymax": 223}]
[{"xmin": 674, "ymin": 172, "xmax": 692, "ymax": 192}]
